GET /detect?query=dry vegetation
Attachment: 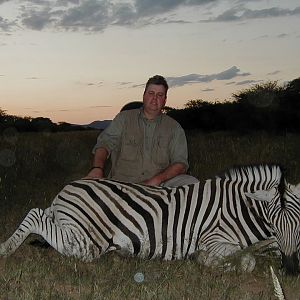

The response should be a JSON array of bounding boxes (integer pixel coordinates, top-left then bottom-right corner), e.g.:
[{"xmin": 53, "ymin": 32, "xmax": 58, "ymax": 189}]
[{"xmin": 0, "ymin": 129, "xmax": 300, "ymax": 299}]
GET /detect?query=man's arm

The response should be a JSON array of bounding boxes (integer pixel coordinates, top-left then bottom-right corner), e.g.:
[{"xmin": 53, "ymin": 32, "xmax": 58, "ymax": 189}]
[
  {"xmin": 142, "ymin": 162, "xmax": 187, "ymax": 186},
  {"xmin": 85, "ymin": 112, "xmax": 125, "ymax": 179},
  {"xmin": 85, "ymin": 147, "xmax": 109, "ymax": 179},
  {"xmin": 142, "ymin": 120, "xmax": 189, "ymax": 186}
]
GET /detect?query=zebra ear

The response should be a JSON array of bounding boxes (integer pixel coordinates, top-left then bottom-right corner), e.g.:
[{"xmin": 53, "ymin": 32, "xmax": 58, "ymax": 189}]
[
  {"xmin": 289, "ymin": 183, "xmax": 300, "ymax": 198},
  {"xmin": 245, "ymin": 187, "xmax": 277, "ymax": 203}
]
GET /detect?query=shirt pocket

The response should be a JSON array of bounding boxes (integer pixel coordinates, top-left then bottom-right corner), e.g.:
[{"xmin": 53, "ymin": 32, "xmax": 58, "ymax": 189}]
[
  {"xmin": 119, "ymin": 138, "xmax": 139, "ymax": 161},
  {"xmin": 154, "ymin": 135, "xmax": 170, "ymax": 165}
]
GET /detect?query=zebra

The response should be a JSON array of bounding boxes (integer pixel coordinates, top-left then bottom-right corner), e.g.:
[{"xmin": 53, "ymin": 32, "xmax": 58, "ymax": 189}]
[{"xmin": 0, "ymin": 164, "xmax": 299, "ymax": 274}]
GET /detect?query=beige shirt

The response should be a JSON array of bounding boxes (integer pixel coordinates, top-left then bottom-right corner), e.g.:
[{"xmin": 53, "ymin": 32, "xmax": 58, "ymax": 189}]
[{"xmin": 93, "ymin": 108, "xmax": 189, "ymax": 183}]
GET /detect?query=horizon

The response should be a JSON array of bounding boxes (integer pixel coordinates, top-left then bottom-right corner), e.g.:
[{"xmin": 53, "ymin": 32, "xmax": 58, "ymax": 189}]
[
  {"xmin": 0, "ymin": 0, "xmax": 299, "ymax": 124},
  {"xmin": 1, "ymin": 78, "xmax": 297, "ymax": 126}
]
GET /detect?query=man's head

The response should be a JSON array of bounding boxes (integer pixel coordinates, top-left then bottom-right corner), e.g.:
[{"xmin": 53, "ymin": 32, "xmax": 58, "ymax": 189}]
[
  {"xmin": 144, "ymin": 75, "xmax": 169, "ymax": 96},
  {"xmin": 143, "ymin": 75, "xmax": 168, "ymax": 119}
]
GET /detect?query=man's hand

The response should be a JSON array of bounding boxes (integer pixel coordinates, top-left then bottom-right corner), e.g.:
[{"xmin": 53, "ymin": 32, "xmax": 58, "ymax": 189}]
[
  {"xmin": 84, "ymin": 147, "xmax": 109, "ymax": 179},
  {"xmin": 141, "ymin": 163, "xmax": 187, "ymax": 186},
  {"xmin": 83, "ymin": 167, "xmax": 104, "ymax": 179},
  {"xmin": 141, "ymin": 177, "xmax": 162, "ymax": 186}
]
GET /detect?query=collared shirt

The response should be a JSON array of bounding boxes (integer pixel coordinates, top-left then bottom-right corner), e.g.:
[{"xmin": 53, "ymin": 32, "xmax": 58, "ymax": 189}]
[
  {"xmin": 141, "ymin": 112, "xmax": 162, "ymax": 161},
  {"xmin": 93, "ymin": 108, "xmax": 189, "ymax": 182}
]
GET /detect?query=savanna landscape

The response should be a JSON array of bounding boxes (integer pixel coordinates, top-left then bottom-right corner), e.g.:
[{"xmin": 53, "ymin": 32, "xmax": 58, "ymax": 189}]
[
  {"xmin": 1, "ymin": 80, "xmax": 300, "ymax": 299},
  {"xmin": 0, "ymin": 129, "xmax": 300, "ymax": 299},
  {"xmin": 0, "ymin": 0, "xmax": 299, "ymax": 296}
]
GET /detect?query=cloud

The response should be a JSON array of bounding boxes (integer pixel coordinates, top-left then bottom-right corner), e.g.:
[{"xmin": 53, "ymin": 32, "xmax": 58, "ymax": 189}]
[
  {"xmin": 254, "ymin": 34, "xmax": 269, "ymax": 40},
  {"xmin": 235, "ymin": 79, "xmax": 262, "ymax": 86},
  {"xmin": 75, "ymin": 80, "xmax": 103, "ymax": 87},
  {"xmin": 131, "ymin": 83, "xmax": 145, "ymax": 88},
  {"xmin": 118, "ymin": 81, "xmax": 132, "ymax": 86},
  {"xmin": 21, "ymin": 8, "xmax": 54, "ymax": 30},
  {"xmin": 133, "ymin": 0, "xmax": 214, "ymax": 18},
  {"xmin": 277, "ymin": 33, "xmax": 288, "ymax": 38},
  {"xmin": 59, "ymin": 0, "xmax": 113, "ymax": 32},
  {"xmin": 267, "ymin": 70, "xmax": 280, "ymax": 76},
  {"xmin": 2, "ymin": 1, "xmax": 299, "ymax": 33},
  {"xmin": 16, "ymin": 0, "xmax": 139, "ymax": 32},
  {"xmin": 86, "ymin": 81, "xmax": 103, "ymax": 87},
  {"xmin": 166, "ymin": 66, "xmax": 250, "ymax": 87},
  {"xmin": 0, "ymin": 15, "xmax": 17, "ymax": 31},
  {"xmin": 254, "ymin": 33, "xmax": 292, "ymax": 40},
  {"xmin": 202, "ymin": 5, "xmax": 300, "ymax": 23}
]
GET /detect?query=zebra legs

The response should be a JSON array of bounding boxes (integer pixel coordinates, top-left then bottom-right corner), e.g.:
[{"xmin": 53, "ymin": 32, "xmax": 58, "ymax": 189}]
[
  {"xmin": 193, "ymin": 241, "xmax": 257, "ymax": 272},
  {"xmin": 0, "ymin": 208, "xmax": 45, "ymax": 256},
  {"xmin": 0, "ymin": 208, "xmax": 100, "ymax": 261},
  {"xmin": 193, "ymin": 239, "xmax": 279, "ymax": 272}
]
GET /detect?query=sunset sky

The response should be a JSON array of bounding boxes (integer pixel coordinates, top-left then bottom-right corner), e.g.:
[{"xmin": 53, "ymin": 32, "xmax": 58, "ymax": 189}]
[{"xmin": 0, "ymin": 0, "xmax": 299, "ymax": 125}]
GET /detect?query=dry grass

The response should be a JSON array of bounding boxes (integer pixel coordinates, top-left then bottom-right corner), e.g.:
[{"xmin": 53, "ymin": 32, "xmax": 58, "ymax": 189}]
[
  {"xmin": 0, "ymin": 129, "xmax": 300, "ymax": 299},
  {"xmin": 0, "ymin": 247, "xmax": 294, "ymax": 300}
]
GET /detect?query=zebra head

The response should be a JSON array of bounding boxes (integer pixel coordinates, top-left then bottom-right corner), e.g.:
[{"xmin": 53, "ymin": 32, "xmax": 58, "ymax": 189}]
[
  {"xmin": 246, "ymin": 181, "xmax": 300, "ymax": 275},
  {"xmin": 280, "ymin": 182, "xmax": 300, "ymax": 275}
]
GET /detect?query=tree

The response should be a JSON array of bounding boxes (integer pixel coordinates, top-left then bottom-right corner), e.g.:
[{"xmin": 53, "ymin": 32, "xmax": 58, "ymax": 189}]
[
  {"xmin": 282, "ymin": 77, "xmax": 300, "ymax": 110},
  {"xmin": 184, "ymin": 99, "xmax": 213, "ymax": 109},
  {"xmin": 0, "ymin": 108, "xmax": 7, "ymax": 116},
  {"xmin": 285, "ymin": 77, "xmax": 300, "ymax": 94},
  {"xmin": 278, "ymin": 77, "xmax": 300, "ymax": 131},
  {"xmin": 232, "ymin": 81, "xmax": 282, "ymax": 109},
  {"xmin": 30, "ymin": 117, "xmax": 55, "ymax": 132}
]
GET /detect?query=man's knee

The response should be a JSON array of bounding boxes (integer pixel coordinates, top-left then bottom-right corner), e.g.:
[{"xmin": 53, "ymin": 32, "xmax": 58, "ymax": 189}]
[{"xmin": 161, "ymin": 175, "xmax": 199, "ymax": 187}]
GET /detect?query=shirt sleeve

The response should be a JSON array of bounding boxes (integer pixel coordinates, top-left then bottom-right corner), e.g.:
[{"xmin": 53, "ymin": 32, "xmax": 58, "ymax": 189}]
[
  {"xmin": 169, "ymin": 122, "xmax": 189, "ymax": 169},
  {"xmin": 92, "ymin": 112, "xmax": 125, "ymax": 154}
]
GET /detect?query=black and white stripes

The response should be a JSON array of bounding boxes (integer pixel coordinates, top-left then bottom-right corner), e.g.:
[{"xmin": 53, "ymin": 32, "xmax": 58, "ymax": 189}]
[{"xmin": 1, "ymin": 165, "xmax": 299, "ymax": 274}]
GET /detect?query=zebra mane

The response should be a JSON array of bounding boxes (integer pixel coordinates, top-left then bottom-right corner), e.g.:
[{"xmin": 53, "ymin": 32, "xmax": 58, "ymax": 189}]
[
  {"xmin": 217, "ymin": 164, "xmax": 284, "ymax": 190},
  {"xmin": 218, "ymin": 164, "xmax": 286, "ymax": 207}
]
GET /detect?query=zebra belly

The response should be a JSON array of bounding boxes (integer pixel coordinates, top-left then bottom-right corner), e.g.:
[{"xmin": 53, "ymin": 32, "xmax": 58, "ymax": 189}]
[
  {"xmin": 110, "ymin": 232, "xmax": 197, "ymax": 260},
  {"xmin": 51, "ymin": 180, "xmax": 199, "ymax": 261}
]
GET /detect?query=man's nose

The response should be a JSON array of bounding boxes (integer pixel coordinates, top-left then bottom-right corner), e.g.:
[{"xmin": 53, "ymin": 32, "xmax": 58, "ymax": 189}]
[{"xmin": 151, "ymin": 93, "xmax": 159, "ymax": 100}]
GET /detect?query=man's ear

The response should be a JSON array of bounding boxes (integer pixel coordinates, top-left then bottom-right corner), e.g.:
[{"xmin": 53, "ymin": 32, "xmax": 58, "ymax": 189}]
[{"xmin": 245, "ymin": 187, "xmax": 277, "ymax": 203}]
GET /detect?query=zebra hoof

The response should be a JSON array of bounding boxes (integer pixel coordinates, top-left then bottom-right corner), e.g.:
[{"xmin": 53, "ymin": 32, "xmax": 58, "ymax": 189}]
[
  {"xmin": 240, "ymin": 253, "xmax": 256, "ymax": 273},
  {"xmin": 0, "ymin": 244, "xmax": 6, "ymax": 257},
  {"xmin": 191, "ymin": 250, "xmax": 209, "ymax": 265}
]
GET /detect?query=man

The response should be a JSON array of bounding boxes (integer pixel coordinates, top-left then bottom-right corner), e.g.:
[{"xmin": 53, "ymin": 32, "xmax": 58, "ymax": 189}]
[{"xmin": 86, "ymin": 75, "xmax": 198, "ymax": 187}]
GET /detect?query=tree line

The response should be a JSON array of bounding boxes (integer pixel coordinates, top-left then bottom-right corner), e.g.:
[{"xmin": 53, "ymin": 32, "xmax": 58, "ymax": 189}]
[
  {"xmin": 0, "ymin": 113, "xmax": 88, "ymax": 133},
  {"xmin": 1, "ymin": 77, "xmax": 299, "ymax": 133},
  {"xmin": 167, "ymin": 77, "xmax": 300, "ymax": 133}
]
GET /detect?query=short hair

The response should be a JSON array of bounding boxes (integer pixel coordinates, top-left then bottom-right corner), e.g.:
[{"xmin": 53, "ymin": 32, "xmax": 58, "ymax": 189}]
[{"xmin": 144, "ymin": 75, "xmax": 169, "ymax": 95}]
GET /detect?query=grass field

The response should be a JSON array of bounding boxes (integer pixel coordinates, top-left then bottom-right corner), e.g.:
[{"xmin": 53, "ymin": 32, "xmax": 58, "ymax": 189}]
[{"xmin": 0, "ymin": 129, "xmax": 300, "ymax": 299}]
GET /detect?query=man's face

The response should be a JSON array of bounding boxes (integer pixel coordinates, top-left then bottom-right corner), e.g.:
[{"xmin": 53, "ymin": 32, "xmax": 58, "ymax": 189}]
[{"xmin": 143, "ymin": 84, "xmax": 167, "ymax": 114}]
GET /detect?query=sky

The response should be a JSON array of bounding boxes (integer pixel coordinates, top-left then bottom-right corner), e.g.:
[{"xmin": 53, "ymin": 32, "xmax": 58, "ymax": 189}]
[{"xmin": 0, "ymin": 0, "xmax": 299, "ymax": 125}]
